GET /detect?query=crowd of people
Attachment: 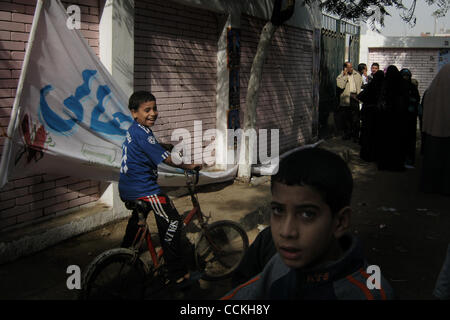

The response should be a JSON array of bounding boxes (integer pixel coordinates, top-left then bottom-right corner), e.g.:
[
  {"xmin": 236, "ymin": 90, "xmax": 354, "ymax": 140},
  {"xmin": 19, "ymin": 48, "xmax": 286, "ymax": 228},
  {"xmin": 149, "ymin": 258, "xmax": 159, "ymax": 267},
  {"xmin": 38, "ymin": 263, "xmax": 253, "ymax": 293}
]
[
  {"xmin": 335, "ymin": 61, "xmax": 450, "ymax": 196},
  {"xmin": 222, "ymin": 63, "xmax": 450, "ymax": 300}
]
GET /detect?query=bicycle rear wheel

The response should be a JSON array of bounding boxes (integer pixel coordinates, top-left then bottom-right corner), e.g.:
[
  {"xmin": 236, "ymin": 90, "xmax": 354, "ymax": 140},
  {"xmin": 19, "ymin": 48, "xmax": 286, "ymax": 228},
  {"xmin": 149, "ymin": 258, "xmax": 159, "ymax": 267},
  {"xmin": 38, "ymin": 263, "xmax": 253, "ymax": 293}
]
[
  {"xmin": 79, "ymin": 248, "xmax": 148, "ymax": 300},
  {"xmin": 195, "ymin": 220, "xmax": 249, "ymax": 281}
]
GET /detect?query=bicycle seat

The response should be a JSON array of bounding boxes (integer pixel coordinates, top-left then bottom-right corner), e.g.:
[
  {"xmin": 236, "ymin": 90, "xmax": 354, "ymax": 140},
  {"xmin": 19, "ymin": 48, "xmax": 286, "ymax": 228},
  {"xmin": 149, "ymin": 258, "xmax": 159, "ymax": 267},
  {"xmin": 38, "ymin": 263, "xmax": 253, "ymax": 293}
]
[{"xmin": 124, "ymin": 199, "xmax": 149, "ymax": 213}]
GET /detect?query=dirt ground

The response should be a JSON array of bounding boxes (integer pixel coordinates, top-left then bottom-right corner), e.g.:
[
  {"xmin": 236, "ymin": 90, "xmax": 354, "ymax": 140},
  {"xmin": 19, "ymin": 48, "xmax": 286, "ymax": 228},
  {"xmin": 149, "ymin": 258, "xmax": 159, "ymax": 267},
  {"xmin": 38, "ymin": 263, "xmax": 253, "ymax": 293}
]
[
  {"xmin": 0, "ymin": 137, "xmax": 449, "ymax": 300},
  {"xmin": 322, "ymin": 137, "xmax": 450, "ymax": 300},
  {"xmin": 0, "ymin": 177, "xmax": 272, "ymax": 300}
]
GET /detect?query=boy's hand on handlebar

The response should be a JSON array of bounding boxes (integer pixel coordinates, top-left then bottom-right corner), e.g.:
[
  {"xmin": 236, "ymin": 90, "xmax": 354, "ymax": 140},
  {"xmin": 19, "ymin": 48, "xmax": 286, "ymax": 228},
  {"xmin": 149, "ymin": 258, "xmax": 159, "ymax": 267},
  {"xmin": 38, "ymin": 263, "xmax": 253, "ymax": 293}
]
[{"xmin": 160, "ymin": 143, "xmax": 174, "ymax": 152}]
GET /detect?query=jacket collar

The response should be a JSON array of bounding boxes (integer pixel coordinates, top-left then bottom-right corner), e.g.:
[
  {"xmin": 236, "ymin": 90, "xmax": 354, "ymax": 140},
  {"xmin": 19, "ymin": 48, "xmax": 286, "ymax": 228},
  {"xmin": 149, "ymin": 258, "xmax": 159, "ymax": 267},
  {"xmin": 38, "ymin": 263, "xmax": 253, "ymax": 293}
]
[{"xmin": 294, "ymin": 234, "xmax": 365, "ymax": 286}]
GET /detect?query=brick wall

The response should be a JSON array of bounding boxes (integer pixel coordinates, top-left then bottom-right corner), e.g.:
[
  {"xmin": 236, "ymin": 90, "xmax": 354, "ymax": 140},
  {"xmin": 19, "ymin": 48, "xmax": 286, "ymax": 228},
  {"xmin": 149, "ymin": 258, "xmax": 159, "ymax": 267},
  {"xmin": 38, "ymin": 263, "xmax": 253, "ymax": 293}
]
[
  {"xmin": 134, "ymin": 0, "xmax": 218, "ymax": 159},
  {"xmin": 240, "ymin": 15, "xmax": 314, "ymax": 154},
  {"xmin": 0, "ymin": 0, "xmax": 102, "ymax": 231},
  {"xmin": 368, "ymin": 48, "xmax": 439, "ymax": 97}
]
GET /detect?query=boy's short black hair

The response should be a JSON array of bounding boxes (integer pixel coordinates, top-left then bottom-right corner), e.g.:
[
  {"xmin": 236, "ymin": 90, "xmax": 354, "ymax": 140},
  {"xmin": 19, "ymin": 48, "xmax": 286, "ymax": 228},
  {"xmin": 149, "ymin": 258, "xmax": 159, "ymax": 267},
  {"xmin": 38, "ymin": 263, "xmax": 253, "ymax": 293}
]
[
  {"xmin": 358, "ymin": 63, "xmax": 367, "ymax": 73},
  {"xmin": 271, "ymin": 147, "xmax": 353, "ymax": 215},
  {"xmin": 128, "ymin": 91, "xmax": 156, "ymax": 111},
  {"xmin": 371, "ymin": 62, "xmax": 380, "ymax": 68}
]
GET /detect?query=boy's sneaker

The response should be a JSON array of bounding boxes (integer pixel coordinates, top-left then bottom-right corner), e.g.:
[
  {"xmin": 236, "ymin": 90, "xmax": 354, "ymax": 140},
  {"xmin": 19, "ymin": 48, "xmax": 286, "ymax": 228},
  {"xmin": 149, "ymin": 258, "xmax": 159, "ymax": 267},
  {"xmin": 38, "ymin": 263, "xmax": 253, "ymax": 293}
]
[
  {"xmin": 166, "ymin": 272, "xmax": 192, "ymax": 288},
  {"xmin": 175, "ymin": 271, "xmax": 202, "ymax": 289}
]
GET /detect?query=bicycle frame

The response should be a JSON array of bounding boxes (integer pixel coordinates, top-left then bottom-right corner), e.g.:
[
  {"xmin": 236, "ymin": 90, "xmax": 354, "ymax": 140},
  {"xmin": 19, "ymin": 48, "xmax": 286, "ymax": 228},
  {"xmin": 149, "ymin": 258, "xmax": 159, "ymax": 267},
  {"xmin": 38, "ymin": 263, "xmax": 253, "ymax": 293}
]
[{"xmin": 131, "ymin": 170, "xmax": 206, "ymax": 269}]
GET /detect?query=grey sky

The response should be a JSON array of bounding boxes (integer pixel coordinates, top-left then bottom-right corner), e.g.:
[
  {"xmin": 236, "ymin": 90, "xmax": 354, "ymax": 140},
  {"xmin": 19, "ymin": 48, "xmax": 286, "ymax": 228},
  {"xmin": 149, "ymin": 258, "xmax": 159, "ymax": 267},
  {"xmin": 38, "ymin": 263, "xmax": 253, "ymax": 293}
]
[{"xmin": 378, "ymin": 0, "xmax": 449, "ymax": 36}]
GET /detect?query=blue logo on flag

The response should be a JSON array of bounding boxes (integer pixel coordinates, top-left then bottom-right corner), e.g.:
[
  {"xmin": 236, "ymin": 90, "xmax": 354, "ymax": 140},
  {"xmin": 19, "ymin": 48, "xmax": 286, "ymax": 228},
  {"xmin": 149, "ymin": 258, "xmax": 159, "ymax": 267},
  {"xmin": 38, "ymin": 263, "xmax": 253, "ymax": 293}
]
[{"xmin": 39, "ymin": 69, "xmax": 133, "ymax": 139}]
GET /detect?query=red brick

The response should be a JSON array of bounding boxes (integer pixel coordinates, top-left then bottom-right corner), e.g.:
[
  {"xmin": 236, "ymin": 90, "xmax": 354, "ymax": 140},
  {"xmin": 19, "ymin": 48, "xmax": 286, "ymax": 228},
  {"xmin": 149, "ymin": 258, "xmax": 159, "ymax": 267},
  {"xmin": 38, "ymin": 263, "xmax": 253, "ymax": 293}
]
[
  {"xmin": 0, "ymin": 40, "xmax": 25, "ymax": 51},
  {"xmin": 0, "ymin": 21, "xmax": 25, "ymax": 32},
  {"xmin": 13, "ymin": 0, "xmax": 36, "ymax": 7},
  {"xmin": 43, "ymin": 186, "xmax": 68, "ymax": 199},
  {"xmin": 1, "ymin": 204, "xmax": 29, "ymax": 218},
  {"xmin": 44, "ymin": 201, "xmax": 69, "ymax": 215},
  {"xmin": 0, "ymin": 216, "xmax": 16, "ymax": 230},
  {"xmin": 24, "ymin": 6, "xmax": 36, "ymax": 15},
  {"xmin": 11, "ymin": 13, "xmax": 33, "ymax": 24},
  {"xmin": 81, "ymin": 14, "xmax": 98, "ymax": 24},
  {"xmin": 42, "ymin": 174, "xmax": 66, "ymax": 182},
  {"xmin": 79, "ymin": 186, "xmax": 99, "ymax": 197},
  {"xmin": 88, "ymin": 39, "xmax": 97, "ymax": 47},
  {"xmin": 79, "ymin": 0, "xmax": 101, "ymax": 8},
  {"xmin": 69, "ymin": 195, "xmax": 91, "ymax": 208},
  {"xmin": 89, "ymin": 7, "xmax": 99, "ymax": 16},
  {"xmin": 90, "ymin": 180, "xmax": 100, "ymax": 187},
  {"xmin": 0, "ymin": 117, "xmax": 11, "ymax": 126},
  {"xmin": 0, "ymin": 79, "xmax": 18, "ymax": 89},
  {"xmin": 29, "ymin": 197, "xmax": 57, "ymax": 210},
  {"xmin": 80, "ymin": 29, "xmax": 98, "ymax": 39},
  {"xmin": 68, "ymin": 181, "xmax": 91, "ymax": 191},
  {"xmin": 13, "ymin": 175, "xmax": 42, "ymax": 188},
  {"xmin": 11, "ymin": 69, "xmax": 20, "ymax": 78},
  {"xmin": 0, "ymin": 181, "xmax": 15, "ymax": 192},
  {"xmin": 0, "ymin": 11, "xmax": 12, "ymax": 21},
  {"xmin": 0, "ymin": 31, "xmax": 10, "ymax": 40},
  {"xmin": 88, "ymin": 23, "xmax": 99, "ymax": 31},
  {"xmin": 0, "ymin": 60, "xmax": 22, "ymax": 69},
  {"xmin": 16, "ymin": 192, "xmax": 43, "ymax": 205},
  {"xmin": 57, "ymin": 191, "xmax": 80, "ymax": 202},
  {"xmin": 0, "ymin": 186, "xmax": 28, "ymax": 201},
  {"xmin": 29, "ymin": 181, "xmax": 55, "ymax": 193},
  {"xmin": 10, "ymin": 31, "xmax": 28, "ymax": 41},
  {"xmin": 0, "ymin": 69, "xmax": 11, "ymax": 78},
  {"xmin": 55, "ymin": 177, "xmax": 80, "ymax": 187},
  {"xmin": 0, "ymin": 4, "xmax": 26, "ymax": 14},
  {"xmin": 0, "ymin": 199, "xmax": 15, "ymax": 211},
  {"xmin": 16, "ymin": 209, "xmax": 43, "ymax": 223}
]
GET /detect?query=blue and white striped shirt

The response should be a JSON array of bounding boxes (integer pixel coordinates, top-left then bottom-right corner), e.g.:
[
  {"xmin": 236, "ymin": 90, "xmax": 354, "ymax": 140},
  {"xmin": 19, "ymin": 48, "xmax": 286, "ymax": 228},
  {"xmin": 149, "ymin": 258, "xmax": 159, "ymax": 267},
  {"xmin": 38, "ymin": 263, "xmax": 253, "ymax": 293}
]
[{"xmin": 119, "ymin": 121, "xmax": 169, "ymax": 200}]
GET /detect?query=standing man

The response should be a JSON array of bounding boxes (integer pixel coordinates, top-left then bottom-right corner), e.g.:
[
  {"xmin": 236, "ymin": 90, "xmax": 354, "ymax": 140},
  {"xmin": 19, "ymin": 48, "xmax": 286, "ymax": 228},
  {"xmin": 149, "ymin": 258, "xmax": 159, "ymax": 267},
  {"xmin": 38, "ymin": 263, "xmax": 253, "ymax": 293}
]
[
  {"xmin": 358, "ymin": 63, "xmax": 369, "ymax": 90},
  {"xmin": 336, "ymin": 62, "xmax": 363, "ymax": 142},
  {"xmin": 368, "ymin": 63, "xmax": 380, "ymax": 83}
]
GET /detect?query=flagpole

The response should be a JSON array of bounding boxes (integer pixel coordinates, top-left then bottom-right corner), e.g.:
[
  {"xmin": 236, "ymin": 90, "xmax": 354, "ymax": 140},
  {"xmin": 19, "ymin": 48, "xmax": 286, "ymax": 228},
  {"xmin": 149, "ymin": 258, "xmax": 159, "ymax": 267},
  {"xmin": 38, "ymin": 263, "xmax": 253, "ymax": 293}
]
[{"xmin": 0, "ymin": 0, "xmax": 46, "ymax": 188}]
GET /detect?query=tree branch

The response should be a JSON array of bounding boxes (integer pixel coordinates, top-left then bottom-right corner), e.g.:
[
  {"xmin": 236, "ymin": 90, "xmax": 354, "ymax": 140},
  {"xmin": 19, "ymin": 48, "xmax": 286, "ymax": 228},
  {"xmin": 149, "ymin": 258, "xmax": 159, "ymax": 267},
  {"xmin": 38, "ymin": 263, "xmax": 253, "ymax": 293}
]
[{"xmin": 306, "ymin": 0, "xmax": 448, "ymax": 30}]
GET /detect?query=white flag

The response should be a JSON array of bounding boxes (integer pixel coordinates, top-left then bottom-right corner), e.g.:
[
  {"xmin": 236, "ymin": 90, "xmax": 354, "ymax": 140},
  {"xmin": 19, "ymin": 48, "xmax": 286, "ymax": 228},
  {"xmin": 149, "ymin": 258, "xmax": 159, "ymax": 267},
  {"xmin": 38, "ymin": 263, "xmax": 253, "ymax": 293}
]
[
  {"xmin": 0, "ymin": 0, "xmax": 132, "ymax": 187},
  {"xmin": 0, "ymin": 0, "xmax": 239, "ymax": 188}
]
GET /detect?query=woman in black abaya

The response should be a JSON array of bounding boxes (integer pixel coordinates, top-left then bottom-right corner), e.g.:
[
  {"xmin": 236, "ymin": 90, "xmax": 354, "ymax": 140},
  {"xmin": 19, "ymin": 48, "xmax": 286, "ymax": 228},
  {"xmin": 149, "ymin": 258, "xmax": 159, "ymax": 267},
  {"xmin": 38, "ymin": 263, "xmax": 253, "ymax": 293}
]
[
  {"xmin": 358, "ymin": 70, "xmax": 384, "ymax": 162},
  {"xmin": 376, "ymin": 65, "xmax": 409, "ymax": 171}
]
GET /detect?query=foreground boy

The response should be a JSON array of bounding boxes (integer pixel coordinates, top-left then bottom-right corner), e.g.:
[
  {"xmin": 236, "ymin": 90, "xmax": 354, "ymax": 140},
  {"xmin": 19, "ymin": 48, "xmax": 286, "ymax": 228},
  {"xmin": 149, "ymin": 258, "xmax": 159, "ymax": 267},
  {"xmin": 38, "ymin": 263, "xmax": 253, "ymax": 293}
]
[
  {"xmin": 119, "ymin": 91, "xmax": 201, "ymax": 285},
  {"xmin": 223, "ymin": 148, "xmax": 394, "ymax": 300}
]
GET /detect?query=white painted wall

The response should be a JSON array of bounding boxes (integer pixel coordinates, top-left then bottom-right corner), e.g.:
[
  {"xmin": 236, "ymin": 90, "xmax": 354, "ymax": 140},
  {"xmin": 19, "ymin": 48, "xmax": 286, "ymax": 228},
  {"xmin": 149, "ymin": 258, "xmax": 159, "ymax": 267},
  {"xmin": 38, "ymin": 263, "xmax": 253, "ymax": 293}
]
[
  {"xmin": 360, "ymin": 28, "xmax": 387, "ymax": 64},
  {"xmin": 98, "ymin": 0, "xmax": 134, "ymax": 215}
]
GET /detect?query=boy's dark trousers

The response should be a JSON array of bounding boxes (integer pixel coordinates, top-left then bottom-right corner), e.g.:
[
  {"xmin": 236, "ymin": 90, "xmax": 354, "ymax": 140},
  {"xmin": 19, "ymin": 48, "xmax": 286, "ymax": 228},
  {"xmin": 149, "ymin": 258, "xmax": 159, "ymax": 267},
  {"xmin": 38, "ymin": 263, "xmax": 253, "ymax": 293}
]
[{"xmin": 121, "ymin": 194, "xmax": 192, "ymax": 279}]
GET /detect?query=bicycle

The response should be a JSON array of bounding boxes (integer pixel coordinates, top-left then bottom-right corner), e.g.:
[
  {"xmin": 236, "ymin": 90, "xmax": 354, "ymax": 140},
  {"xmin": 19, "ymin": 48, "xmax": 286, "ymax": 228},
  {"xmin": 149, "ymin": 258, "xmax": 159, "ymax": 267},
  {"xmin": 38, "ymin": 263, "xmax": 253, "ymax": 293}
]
[{"xmin": 79, "ymin": 169, "xmax": 249, "ymax": 300}]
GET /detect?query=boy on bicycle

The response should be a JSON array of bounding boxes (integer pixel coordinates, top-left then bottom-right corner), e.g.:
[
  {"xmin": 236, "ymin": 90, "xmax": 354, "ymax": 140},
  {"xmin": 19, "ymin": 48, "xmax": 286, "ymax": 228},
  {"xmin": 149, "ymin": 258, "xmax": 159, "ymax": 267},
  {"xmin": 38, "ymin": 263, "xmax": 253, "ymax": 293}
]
[{"xmin": 119, "ymin": 91, "xmax": 201, "ymax": 285}]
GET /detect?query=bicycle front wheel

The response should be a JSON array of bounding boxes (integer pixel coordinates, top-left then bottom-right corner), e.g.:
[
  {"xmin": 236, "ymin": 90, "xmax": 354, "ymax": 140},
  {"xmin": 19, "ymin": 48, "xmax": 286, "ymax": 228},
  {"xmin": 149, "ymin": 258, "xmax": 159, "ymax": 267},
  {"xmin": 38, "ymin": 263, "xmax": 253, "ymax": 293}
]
[
  {"xmin": 195, "ymin": 220, "xmax": 249, "ymax": 281},
  {"xmin": 79, "ymin": 248, "xmax": 148, "ymax": 300}
]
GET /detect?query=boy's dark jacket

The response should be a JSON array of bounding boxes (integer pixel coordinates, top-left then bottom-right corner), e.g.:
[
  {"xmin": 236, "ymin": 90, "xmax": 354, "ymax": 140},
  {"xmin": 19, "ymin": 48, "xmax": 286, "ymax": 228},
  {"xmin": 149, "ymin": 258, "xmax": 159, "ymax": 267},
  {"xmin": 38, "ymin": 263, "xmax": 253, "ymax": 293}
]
[{"xmin": 223, "ymin": 234, "xmax": 394, "ymax": 300}]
